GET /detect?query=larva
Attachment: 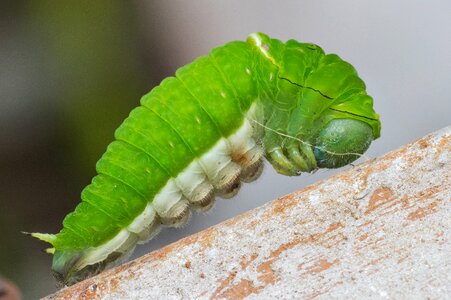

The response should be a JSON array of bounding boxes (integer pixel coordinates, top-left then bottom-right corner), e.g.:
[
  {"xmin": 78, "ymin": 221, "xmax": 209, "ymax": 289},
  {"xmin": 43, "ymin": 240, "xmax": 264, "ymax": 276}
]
[{"xmin": 31, "ymin": 32, "xmax": 381, "ymax": 285}]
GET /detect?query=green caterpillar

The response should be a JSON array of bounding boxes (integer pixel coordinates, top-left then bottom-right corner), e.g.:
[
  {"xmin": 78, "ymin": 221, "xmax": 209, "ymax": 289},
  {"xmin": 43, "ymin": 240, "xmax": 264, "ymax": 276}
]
[{"xmin": 32, "ymin": 32, "xmax": 380, "ymax": 285}]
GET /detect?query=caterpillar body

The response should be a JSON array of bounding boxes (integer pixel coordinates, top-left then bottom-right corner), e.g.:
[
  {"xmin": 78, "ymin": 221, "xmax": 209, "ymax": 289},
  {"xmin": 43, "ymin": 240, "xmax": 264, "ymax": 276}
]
[{"xmin": 32, "ymin": 33, "xmax": 381, "ymax": 285}]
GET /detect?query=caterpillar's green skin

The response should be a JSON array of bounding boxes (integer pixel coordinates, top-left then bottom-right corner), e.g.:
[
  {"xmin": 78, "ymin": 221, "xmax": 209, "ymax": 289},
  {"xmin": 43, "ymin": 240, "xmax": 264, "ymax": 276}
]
[{"xmin": 32, "ymin": 33, "xmax": 380, "ymax": 285}]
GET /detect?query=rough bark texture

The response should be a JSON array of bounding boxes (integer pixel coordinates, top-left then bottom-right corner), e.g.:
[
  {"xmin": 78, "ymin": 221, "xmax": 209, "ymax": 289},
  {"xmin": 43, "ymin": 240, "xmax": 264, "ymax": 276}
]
[{"xmin": 45, "ymin": 126, "xmax": 450, "ymax": 299}]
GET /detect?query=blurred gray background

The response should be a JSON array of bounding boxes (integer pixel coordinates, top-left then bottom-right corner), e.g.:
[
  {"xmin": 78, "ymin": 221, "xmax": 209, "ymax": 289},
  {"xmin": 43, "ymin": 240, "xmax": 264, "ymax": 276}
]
[{"xmin": 0, "ymin": 1, "xmax": 450, "ymax": 298}]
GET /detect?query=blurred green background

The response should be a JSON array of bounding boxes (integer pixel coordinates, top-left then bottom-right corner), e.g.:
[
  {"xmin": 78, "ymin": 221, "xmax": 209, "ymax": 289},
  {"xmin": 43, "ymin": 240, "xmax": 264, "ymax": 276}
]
[
  {"xmin": 1, "ymin": 1, "xmax": 158, "ymax": 297},
  {"xmin": 1, "ymin": 1, "xmax": 450, "ymax": 298}
]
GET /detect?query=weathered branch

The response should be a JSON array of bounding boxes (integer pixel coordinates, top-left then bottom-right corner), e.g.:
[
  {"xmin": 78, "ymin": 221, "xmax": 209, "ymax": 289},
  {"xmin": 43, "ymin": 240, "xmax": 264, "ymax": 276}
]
[{"xmin": 45, "ymin": 126, "xmax": 450, "ymax": 299}]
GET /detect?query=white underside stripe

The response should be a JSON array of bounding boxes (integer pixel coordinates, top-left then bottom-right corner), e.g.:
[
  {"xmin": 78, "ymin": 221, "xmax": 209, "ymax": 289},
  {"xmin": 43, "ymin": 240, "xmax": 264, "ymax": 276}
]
[{"xmin": 74, "ymin": 103, "xmax": 264, "ymax": 271}]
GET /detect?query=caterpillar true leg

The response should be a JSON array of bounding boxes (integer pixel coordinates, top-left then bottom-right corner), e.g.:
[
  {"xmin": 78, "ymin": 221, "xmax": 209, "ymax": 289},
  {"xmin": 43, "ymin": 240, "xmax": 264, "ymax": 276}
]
[{"xmin": 287, "ymin": 143, "xmax": 310, "ymax": 172}]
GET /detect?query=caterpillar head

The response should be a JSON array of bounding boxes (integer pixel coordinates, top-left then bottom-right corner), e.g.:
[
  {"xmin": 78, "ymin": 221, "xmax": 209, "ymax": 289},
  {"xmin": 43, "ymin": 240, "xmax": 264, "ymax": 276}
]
[
  {"xmin": 313, "ymin": 118, "xmax": 374, "ymax": 168},
  {"xmin": 248, "ymin": 32, "xmax": 380, "ymax": 175}
]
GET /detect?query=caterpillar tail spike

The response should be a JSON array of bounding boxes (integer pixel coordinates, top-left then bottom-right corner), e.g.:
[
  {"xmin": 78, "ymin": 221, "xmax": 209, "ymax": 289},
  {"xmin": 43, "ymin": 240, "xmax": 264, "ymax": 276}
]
[{"xmin": 30, "ymin": 32, "xmax": 380, "ymax": 286}]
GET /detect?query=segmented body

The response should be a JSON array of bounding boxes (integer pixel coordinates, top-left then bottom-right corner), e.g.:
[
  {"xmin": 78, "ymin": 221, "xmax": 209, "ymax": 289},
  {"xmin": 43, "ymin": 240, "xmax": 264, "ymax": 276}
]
[{"xmin": 32, "ymin": 33, "xmax": 380, "ymax": 285}]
